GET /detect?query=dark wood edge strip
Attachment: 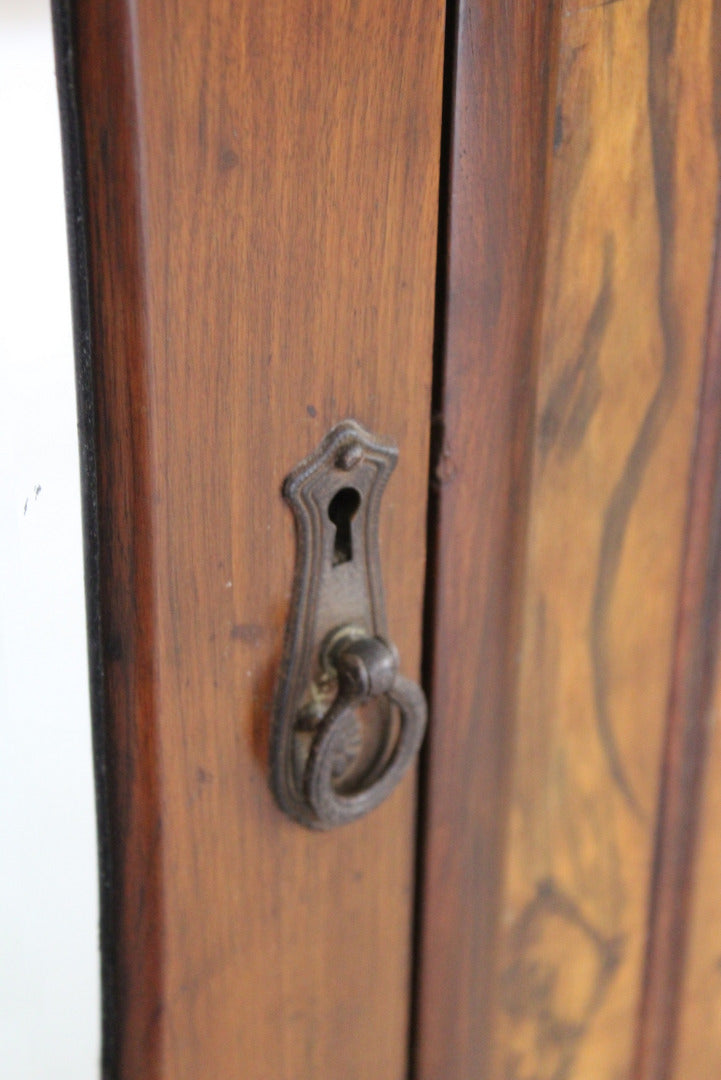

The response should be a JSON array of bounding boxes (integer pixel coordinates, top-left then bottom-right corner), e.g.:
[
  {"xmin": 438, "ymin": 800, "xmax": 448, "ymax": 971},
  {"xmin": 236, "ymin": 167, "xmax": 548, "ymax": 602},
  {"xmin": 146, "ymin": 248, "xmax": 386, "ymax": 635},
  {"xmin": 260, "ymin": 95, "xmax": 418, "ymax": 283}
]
[
  {"xmin": 50, "ymin": 2, "xmax": 117, "ymax": 1072},
  {"xmin": 632, "ymin": 189, "xmax": 721, "ymax": 1080},
  {"xmin": 51, "ymin": 3, "xmax": 162, "ymax": 1077}
]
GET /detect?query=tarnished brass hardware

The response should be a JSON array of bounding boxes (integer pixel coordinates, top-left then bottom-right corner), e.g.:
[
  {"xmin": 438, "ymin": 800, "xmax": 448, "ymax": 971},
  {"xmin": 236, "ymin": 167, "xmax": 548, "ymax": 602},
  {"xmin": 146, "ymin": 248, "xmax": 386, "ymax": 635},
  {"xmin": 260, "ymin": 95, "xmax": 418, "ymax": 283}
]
[{"xmin": 271, "ymin": 420, "xmax": 427, "ymax": 829}]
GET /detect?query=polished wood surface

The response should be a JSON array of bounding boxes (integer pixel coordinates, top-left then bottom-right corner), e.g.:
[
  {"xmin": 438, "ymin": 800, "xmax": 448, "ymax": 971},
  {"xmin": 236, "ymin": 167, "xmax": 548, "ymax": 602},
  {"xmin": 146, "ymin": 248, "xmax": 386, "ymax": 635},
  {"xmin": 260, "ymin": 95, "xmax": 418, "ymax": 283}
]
[
  {"xmin": 417, "ymin": 1, "xmax": 721, "ymax": 1078},
  {"xmin": 57, "ymin": 1, "xmax": 444, "ymax": 1077},
  {"xmin": 415, "ymin": 2, "xmax": 561, "ymax": 1077}
]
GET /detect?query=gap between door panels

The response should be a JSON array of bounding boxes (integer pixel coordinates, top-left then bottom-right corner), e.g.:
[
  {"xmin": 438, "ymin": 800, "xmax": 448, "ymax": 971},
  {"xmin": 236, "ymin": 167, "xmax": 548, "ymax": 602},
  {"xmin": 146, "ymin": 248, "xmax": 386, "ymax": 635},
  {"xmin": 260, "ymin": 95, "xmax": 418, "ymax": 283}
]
[{"xmin": 408, "ymin": 0, "xmax": 459, "ymax": 1071}]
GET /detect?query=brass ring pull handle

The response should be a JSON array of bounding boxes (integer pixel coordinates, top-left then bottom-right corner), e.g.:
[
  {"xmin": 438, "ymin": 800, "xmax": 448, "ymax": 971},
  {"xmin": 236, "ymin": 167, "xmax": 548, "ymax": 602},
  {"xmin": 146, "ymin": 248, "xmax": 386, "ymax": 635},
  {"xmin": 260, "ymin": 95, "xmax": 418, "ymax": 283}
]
[
  {"xmin": 304, "ymin": 632, "xmax": 427, "ymax": 828},
  {"xmin": 271, "ymin": 420, "xmax": 428, "ymax": 830}
]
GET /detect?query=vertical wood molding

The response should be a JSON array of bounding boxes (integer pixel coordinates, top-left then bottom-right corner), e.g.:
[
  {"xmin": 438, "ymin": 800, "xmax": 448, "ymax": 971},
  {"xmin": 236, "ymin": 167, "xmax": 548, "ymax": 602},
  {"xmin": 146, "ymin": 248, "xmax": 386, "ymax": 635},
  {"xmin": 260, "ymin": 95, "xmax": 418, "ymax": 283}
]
[
  {"xmin": 644, "ymin": 12, "xmax": 721, "ymax": 1076},
  {"xmin": 633, "ymin": 197, "xmax": 721, "ymax": 1080},
  {"xmin": 55, "ymin": 1, "xmax": 163, "ymax": 1074},
  {"xmin": 52, "ymin": 2, "xmax": 132, "ymax": 1074},
  {"xmin": 415, "ymin": 4, "xmax": 561, "ymax": 1077}
]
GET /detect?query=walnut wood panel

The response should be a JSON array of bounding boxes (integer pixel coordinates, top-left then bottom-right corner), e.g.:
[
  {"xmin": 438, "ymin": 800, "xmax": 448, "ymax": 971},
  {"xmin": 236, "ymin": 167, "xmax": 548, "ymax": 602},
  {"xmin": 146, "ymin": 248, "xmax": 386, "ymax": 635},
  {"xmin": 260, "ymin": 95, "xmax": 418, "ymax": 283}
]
[
  {"xmin": 417, "ymin": 1, "xmax": 721, "ymax": 1078},
  {"xmin": 415, "ymin": 3, "xmax": 561, "ymax": 1077},
  {"xmin": 53, "ymin": 2, "xmax": 444, "ymax": 1077},
  {"xmin": 494, "ymin": 3, "xmax": 721, "ymax": 1080}
]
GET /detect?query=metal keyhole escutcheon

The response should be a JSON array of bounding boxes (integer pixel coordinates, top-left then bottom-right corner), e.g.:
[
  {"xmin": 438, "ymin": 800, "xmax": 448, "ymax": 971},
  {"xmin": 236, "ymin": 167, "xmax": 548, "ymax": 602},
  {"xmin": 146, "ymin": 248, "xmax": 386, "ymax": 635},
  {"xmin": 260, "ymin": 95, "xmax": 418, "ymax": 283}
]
[{"xmin": 270, "ymin": 420, "xmax": 427, "ymax": 829}]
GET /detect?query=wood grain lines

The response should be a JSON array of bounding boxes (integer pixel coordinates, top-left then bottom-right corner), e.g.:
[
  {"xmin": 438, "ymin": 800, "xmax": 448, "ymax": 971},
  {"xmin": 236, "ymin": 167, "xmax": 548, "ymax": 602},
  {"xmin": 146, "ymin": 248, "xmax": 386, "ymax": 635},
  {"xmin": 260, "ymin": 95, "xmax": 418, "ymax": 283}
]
[
  {"xmin": 501, "ymin": 879, "xmax": 622, "ymax": 1080},
  {"xmin": 55, "ymin": 1, "xmax": 444, "ymax": 1077},
  {"xmin": 589, "ymin": 0, "xmax": 688, "ymax": 822}
]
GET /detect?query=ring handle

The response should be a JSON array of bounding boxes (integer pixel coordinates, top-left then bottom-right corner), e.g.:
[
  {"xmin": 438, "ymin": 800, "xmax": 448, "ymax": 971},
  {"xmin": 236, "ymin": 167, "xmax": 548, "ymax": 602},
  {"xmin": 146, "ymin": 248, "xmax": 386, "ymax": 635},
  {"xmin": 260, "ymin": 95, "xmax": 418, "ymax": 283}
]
[{"xmin": 303, "ymin": 634, "xmax": 427, "ymax": 828}]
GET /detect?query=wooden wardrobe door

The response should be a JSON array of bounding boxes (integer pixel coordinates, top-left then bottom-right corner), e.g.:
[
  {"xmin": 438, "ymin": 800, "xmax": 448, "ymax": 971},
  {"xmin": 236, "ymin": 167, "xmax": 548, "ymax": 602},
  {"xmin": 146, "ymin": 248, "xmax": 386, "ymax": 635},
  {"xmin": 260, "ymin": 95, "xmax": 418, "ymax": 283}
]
[
  {"xmin": 53, "ymin": 1, "xmax": 443, "ymax": 1077},
  {"xmin": 56, "ymin": 1, "xmax": 721, "ymax": 1077},
  {"xmin": 417, "ymin": 2, "xmax": 721, "ymax": 1079}
]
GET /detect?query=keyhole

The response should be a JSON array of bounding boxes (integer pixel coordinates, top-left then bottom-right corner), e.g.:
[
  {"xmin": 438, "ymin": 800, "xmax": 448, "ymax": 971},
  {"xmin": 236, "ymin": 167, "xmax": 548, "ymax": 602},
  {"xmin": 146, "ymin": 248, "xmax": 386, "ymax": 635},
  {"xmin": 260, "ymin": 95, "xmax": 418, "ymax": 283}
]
[{"xmin": 328, "ymin": 487, "xmax": 361, "ymax": 566}]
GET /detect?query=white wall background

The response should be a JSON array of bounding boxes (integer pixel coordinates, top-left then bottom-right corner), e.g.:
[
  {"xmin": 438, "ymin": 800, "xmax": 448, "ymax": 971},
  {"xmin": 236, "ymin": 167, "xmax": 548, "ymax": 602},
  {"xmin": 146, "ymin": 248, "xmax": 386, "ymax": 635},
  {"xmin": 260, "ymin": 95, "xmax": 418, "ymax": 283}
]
[{"xmin": 0, "ymin": 1, "xmax": 101, "ymax": 1075}]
